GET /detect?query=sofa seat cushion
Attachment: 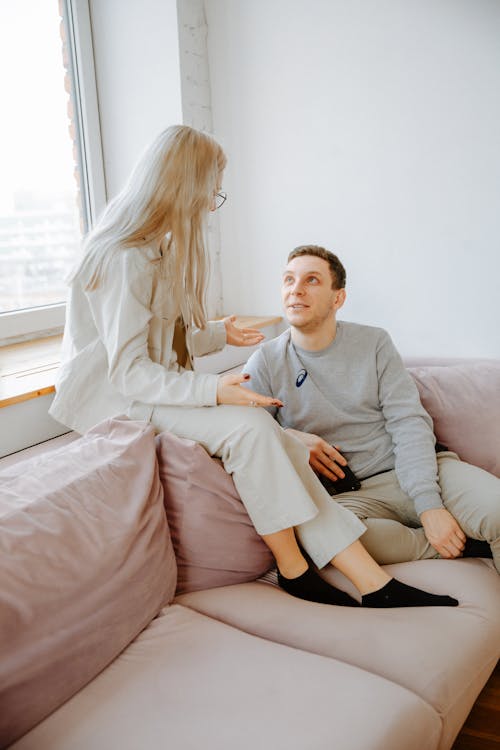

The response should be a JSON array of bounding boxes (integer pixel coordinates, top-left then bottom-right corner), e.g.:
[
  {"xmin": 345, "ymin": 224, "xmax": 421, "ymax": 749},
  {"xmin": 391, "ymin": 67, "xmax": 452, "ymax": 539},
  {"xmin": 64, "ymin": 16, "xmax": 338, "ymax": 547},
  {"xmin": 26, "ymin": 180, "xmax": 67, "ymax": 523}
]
[
  {"xmin": 177, "ymin": 559, "xmax": 500, "ymax": 750},
  {"xmin": 10, "ymin": 604, "xmax": 441, "ymax": 750},
  {"xmin": 0, "ymin": 418, "xmax": 177, "ymax": 748},
  {"xmin": 407, "ymin": 361, "xmax": 500, "ymax": 477},
  {"xmin": 156, "ymin": 431, "xmax": 274, "ymax": 595}
]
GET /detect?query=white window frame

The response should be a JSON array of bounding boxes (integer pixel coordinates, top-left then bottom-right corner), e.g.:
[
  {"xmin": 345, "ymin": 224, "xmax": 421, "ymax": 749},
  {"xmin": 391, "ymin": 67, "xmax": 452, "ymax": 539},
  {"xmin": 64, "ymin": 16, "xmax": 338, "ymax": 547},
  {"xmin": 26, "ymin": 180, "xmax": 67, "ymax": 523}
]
[{"xmin": 0, "ymin": 0, "xmax": 106, "ymax": 344}]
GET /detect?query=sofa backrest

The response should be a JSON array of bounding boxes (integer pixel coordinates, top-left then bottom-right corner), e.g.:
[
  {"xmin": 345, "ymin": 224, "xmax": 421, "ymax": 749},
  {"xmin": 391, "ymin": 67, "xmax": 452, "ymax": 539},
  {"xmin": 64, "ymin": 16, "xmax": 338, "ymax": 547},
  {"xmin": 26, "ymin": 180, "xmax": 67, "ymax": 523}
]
[{"xmin": 405, "ymin": 358, "xmax": 500, "ymax": 477}]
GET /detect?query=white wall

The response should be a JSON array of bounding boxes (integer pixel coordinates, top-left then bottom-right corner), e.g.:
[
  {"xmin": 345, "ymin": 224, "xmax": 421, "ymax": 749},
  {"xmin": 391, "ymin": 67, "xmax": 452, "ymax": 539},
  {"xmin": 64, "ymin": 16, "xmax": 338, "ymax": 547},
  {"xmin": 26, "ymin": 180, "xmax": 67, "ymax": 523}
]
[
  {"xmin": 90, "ymin": 0, "xmax": 182, "ymax": 198},
  {"xmin": 176, "ymin": 0, "xmax": 224, "ymax": 317},
  {"xmin": 205, "ymin": 0, "xmax": 500, "ymax": 358}
]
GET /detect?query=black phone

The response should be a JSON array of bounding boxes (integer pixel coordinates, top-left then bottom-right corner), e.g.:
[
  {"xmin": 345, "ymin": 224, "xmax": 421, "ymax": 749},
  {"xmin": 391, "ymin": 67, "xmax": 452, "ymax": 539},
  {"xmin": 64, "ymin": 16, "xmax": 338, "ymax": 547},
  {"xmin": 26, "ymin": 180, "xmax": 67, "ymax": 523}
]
[{"xmin": 317, "ymin": 462, "xmax": 361, "ymax": 496}]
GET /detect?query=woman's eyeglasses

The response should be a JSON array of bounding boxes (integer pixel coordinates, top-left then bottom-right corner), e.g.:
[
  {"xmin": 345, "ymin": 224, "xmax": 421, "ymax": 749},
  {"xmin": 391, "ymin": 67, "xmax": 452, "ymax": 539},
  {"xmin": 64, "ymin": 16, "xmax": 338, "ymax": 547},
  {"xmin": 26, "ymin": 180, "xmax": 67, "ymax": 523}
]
[{"xmin": 214, "ymin": 191, "xmax": 227, "ymax": 210}]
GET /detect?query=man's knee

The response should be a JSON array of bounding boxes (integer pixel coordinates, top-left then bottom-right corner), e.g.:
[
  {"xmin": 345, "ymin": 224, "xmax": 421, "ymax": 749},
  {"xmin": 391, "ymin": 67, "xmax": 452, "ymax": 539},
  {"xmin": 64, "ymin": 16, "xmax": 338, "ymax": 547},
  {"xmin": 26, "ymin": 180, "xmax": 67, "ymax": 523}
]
[{"xmin": 481, "ymin": 492, "xmax": 500, "ymax": 535}]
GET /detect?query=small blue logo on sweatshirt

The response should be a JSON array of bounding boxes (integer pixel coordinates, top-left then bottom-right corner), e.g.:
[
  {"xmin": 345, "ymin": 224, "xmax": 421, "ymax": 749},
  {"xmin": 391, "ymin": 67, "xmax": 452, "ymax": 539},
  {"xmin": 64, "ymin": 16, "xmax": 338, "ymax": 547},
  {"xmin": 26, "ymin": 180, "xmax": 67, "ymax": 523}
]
[{"xmin": 296, "ymin": 369, "xmax": 308, "ymax": 387}]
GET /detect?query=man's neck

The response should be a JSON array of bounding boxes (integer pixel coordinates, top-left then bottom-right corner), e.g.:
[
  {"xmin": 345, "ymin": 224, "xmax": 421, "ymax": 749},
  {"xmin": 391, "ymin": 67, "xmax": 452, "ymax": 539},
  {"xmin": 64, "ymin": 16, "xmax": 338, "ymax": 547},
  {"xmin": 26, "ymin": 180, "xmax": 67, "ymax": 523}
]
[{"xmin": 290, "ymin": 320, "xmax": 338, "ymax": 351}]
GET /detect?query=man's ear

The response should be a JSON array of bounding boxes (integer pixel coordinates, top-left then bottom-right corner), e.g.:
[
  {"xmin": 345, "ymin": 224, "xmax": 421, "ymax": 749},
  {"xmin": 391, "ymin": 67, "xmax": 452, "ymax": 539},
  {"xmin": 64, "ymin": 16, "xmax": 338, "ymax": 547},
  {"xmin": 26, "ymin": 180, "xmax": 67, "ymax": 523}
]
[{"xmin": 334, "ymin": 288, "xmax": 346, "ymax": 311}]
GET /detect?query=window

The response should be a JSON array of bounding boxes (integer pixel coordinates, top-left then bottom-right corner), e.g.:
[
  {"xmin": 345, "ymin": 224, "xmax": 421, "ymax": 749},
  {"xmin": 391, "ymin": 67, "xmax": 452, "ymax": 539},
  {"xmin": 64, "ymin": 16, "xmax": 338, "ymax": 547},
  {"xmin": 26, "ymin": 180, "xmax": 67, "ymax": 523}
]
[{"xmin": 0, "ymin": 0, "xmax": 105, "ymax": 342}]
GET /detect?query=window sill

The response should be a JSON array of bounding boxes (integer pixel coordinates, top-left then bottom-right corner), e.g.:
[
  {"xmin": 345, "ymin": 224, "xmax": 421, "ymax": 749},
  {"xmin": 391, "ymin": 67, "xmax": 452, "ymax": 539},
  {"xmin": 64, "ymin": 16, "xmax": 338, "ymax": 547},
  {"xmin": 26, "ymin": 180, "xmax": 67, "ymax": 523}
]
[{"xmin": 0, "ymin": 334, "xmax": 62, "ymax": 408}]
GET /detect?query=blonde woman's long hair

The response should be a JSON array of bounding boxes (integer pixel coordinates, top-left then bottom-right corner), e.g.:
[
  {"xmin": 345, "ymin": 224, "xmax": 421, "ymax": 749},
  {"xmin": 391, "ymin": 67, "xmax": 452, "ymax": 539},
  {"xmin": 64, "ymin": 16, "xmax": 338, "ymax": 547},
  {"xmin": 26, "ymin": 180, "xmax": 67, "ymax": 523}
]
[{"xmin": 72, "ymin": 125, "xmax": 226, "ymax": 328}]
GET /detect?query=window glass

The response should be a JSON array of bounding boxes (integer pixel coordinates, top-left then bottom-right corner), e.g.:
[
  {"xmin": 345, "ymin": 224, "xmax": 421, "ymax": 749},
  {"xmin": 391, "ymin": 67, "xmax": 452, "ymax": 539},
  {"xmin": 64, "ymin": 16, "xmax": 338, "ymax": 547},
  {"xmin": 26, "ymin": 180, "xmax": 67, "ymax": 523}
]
[{"xmin": 0, "ymin": 1, "xmax": 83, "ymax": 313}]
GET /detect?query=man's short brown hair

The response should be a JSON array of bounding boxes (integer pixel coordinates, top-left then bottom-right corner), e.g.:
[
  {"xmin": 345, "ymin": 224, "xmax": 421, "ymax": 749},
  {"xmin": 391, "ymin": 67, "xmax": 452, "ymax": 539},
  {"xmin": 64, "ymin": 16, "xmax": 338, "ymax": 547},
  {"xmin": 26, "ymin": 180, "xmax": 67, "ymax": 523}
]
[{"xmin": 287, "ymin": 245, "xmax": 346, "ymax": 289}]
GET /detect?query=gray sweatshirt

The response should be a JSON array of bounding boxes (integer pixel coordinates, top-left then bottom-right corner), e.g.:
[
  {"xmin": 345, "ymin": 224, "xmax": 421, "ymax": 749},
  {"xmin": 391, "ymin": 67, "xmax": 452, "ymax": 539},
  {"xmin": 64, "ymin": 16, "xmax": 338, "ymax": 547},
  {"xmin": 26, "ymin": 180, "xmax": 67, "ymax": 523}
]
[{"xmin": 243, "ymin": 322, "xmax": 443, "ymax": 516}]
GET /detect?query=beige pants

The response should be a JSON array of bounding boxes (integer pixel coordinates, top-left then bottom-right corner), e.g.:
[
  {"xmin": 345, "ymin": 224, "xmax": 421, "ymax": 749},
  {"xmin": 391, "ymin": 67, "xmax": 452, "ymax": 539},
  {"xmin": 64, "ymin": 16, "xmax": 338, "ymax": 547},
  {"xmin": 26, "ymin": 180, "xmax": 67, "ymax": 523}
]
[
  {"xmin": 335, "ymin": 451, "xmax": 500, "ymax": 573},
  {"xmin": 147, "ymin": 403, "xmax": 366, "ymax": 569}
]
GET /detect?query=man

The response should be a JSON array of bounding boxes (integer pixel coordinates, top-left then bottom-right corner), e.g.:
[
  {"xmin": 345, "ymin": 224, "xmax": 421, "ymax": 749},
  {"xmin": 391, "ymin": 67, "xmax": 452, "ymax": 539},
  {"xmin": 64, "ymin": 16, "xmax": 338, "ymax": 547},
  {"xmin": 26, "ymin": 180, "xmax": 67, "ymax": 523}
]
[{"xmin": 244, "ymin": 245, "xmax": 499, "ymax": 572}]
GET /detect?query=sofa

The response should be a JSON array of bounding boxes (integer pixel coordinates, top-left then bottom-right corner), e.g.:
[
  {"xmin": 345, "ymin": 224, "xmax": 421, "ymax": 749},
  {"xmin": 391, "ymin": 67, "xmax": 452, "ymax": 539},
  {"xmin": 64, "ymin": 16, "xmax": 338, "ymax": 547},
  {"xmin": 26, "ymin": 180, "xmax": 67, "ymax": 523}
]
[{"xmin": 1, "ymin": 358, "xmax": 499, "ymax": 750}]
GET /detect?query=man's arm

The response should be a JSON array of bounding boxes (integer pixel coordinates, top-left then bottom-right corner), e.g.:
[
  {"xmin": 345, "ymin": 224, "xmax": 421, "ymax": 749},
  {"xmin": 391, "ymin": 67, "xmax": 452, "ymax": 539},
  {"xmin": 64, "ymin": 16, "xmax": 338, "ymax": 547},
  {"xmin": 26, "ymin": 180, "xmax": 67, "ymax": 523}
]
[
  {"xmin": 242, "ymin": 348, "xmax": 279, "ymax": 418},
  {"xmin": 377, "ymin": 331, "xmax": 465, "ymax": 557}
]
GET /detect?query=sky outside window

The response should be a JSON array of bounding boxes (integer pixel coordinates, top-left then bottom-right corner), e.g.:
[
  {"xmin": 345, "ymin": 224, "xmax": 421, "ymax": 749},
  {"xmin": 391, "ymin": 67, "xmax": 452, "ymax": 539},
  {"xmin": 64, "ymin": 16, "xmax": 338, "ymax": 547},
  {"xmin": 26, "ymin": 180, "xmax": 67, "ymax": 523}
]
[{"xmin": 0, "ymin": 0, "xmax": 82, "ymax": 313}]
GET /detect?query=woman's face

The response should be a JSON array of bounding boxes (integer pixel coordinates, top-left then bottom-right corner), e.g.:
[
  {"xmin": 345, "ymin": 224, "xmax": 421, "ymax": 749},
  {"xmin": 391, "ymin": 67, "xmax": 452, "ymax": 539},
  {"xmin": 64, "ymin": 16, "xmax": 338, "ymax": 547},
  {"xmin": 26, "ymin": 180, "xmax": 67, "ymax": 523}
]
[{"xmin": 210, "ymin": 171, "xmax": 225, "ymax": 212}]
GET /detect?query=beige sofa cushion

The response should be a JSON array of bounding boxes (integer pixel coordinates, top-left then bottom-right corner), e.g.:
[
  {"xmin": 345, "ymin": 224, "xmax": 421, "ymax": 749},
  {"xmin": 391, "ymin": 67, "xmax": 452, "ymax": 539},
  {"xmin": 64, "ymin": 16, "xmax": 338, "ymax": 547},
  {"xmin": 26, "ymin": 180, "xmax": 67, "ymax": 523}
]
[
  {"xmin": 156, "ymin": 431, "xmax": 274, "ymax": 594},
  {"xmin": 0, "ymin": 418, "xmax": 177, "ymax": 748},
  {"xmin": 408, "ymin": 362, "xmax": 500, "ymax": 477},
  {"xmin": 10, "ymin": 604, "xmax": 441, "ymax": 750},
  {"xmin": 177, "ymin": 558, "xmax": 500, "ymax": 750}
]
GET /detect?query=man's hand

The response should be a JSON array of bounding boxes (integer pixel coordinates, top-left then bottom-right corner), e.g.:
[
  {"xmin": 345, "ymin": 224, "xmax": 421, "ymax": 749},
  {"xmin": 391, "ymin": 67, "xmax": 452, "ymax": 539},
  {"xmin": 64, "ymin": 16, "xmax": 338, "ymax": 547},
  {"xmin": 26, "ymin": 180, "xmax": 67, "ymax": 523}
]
[
  {"xmin": 223, "ymin": 316, "xmax": 265, "ymax": 347},
  {"xmin": 286, "ymin": 428, "xmax": 347, "ymax": 480},
  {"xmin": 420, "ymin": 508, "xmax": 466, "ymax": 558}
]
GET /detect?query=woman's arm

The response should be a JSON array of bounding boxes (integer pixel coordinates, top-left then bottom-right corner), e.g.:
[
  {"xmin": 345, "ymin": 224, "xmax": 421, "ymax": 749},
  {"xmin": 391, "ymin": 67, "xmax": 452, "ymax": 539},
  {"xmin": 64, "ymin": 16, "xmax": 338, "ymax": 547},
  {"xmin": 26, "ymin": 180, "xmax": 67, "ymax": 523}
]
[
  {"xmin": 189, "ymin": 320, "xmax": 227, "ymax": 357},
  {"xmin": 189, "ymin": 315, "xmax": 264, "ymax": 358},
  {"xmin": 87, "ymin": 250, "xmax": 219, "ymax": 407}
]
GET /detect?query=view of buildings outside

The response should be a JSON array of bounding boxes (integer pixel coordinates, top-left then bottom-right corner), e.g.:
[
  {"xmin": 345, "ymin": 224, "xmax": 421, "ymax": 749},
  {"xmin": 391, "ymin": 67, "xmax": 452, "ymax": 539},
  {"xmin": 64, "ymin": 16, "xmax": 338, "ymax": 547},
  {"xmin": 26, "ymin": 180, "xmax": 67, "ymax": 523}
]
[
  {"xmin": 0, "ymin": 193, "xmax": 80, "ymax": 312},
  {"xmin": 0, "ymin": 1, "xmax": 83, "ymax": 314}
]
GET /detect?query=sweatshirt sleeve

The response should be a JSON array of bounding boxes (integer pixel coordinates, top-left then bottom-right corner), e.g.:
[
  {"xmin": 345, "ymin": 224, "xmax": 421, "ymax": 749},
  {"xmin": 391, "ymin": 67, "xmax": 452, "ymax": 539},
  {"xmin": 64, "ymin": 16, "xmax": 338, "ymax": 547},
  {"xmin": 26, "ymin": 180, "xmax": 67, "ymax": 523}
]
[
  {"xmin": 86, "ymin": 250, "xmax": 219, "ymax": 407},
  {"xmin": 376, "ymin": 331, "xmax": 443, "ymax": 515},
  {"xmin": 242, "ymin": 347, "xmax": 279, "ymax": 418}
]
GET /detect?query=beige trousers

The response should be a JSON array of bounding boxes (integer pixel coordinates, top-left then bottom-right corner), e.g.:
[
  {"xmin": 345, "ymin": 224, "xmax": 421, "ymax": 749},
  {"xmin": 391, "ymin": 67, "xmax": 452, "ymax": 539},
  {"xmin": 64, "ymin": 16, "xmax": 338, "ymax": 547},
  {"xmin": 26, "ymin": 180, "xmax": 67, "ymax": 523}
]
[
  {"xmin": 146, "ymin": 403, "xmax": 366, "ymax": 569},
  {"xmin": 335, "ymin": 451, "xmax": 500, "ymax": 573}
]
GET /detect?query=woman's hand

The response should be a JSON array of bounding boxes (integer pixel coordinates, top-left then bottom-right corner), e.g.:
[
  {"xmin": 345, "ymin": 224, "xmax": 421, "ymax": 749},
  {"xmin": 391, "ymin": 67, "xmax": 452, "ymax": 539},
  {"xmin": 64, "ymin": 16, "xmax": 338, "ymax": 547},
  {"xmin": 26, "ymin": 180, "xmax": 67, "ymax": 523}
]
[
  {"xmin": 223, "ymin": 316, "xmax": 265, "ymax": 347},
  {"xmin": 217, "ymin": 372, "xmax": 284, "ymax": 408}
]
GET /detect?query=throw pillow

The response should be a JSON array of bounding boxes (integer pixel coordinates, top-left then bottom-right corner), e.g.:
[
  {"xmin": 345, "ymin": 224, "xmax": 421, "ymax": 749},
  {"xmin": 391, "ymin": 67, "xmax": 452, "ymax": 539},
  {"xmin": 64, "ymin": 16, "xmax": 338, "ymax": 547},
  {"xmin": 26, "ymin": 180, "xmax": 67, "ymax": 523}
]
[
  {"xmin": 408, "ymin": 362, "xmax": 500, "ymax": 477},
  {"xmin": 156, "ymin": 431, "xmax": 274, "ymax": 595},
  {"xmin": 0, "ymin": 417, "xmax": 177, "ymax": 747}
]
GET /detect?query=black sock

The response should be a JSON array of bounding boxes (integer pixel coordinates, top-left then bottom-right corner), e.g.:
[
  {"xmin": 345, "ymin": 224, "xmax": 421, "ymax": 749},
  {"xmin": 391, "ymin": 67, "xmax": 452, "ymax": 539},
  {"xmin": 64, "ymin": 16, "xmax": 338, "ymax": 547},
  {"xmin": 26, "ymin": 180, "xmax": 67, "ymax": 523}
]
[
  {"xmin": 362, "ymin": 578, "xmax": 459, "ymax": 608},
  {"xmin": 462, "ymin": 538, "xmax": 493, "ymax": 559},
  {"xmin": 277, "ymin": 566, "xmax": 359, "ymax": 607}
]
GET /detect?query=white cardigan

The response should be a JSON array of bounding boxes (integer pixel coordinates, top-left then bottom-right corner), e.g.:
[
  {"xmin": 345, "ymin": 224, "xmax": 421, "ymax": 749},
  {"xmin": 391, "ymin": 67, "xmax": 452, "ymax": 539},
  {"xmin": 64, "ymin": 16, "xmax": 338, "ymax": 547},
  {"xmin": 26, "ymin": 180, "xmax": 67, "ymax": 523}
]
[{"xmin": 49, "ymin": 245, "xmax": 226, "ymax": 434}]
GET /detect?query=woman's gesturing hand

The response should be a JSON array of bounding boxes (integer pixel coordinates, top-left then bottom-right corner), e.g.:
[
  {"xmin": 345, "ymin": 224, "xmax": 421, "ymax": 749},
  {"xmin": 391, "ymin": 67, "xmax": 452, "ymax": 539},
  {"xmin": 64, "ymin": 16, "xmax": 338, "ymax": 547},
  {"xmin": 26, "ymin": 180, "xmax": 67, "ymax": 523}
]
[
  {"xmin": 223, "ymin": 316, "xmax": 265, "ymax": 347},
  {"xmin": 216, "ymin": 373, "xmax": 284, "ymax": 408}
]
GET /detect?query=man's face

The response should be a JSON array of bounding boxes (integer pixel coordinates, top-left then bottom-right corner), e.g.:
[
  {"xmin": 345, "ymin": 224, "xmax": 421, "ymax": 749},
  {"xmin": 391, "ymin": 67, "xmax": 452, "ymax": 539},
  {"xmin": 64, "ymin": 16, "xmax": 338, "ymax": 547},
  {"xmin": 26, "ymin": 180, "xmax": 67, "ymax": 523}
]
[{"xmin": 281, "ymin": 255, "xmax": 345, "ymax": 333}]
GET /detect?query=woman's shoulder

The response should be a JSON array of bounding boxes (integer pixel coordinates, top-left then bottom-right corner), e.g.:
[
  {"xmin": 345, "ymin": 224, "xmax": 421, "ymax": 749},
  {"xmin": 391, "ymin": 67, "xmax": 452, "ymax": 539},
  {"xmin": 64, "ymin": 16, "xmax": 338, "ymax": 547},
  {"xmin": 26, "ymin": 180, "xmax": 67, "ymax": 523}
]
[{"xmin": 110, "ymin": 244, "xmax": 162, "ymax": 276}]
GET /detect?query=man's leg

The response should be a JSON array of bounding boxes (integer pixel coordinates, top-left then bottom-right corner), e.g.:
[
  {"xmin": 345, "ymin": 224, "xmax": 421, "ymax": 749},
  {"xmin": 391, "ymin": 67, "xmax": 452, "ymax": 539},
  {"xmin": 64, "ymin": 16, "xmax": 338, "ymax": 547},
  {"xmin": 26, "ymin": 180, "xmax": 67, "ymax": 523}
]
[
  {"xmin": 335, "ymin": 471, "xmax": 439, "ymax": 565},
  {"xmin": 359, "ymin": 519, "xmax": 436, "ymax": 564},
  {"xmin": 149, "ymin": 405, "xmax": 458, "ymax": 606},
  {"xmin": 330, "ymin": 540, "xmax": 457, "ymax": 608},
  {"xmin": 437, "ymin": 452, "xmax": 500, "ymax": 574}
]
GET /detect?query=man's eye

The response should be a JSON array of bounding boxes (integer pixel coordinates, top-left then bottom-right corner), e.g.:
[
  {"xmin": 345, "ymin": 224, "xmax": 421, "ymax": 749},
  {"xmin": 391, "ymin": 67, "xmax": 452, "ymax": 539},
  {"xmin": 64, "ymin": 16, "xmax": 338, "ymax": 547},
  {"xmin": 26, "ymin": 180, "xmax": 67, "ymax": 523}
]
[
  {"xmin": 284, "ymin": 276, "xmax": 293, "ymax": 284},
  {"xmin": 308, "ymin": 277, "xmax": 319, "ymax": 284}
]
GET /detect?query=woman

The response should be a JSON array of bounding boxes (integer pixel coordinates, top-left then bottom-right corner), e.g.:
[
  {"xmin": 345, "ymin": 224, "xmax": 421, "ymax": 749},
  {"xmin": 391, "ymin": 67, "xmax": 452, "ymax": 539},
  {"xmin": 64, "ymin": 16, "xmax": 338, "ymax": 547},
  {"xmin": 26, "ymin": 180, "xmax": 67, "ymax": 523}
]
[{"xmin": 50, "ymin": 125, "xmax": 457, "ymax": 609}]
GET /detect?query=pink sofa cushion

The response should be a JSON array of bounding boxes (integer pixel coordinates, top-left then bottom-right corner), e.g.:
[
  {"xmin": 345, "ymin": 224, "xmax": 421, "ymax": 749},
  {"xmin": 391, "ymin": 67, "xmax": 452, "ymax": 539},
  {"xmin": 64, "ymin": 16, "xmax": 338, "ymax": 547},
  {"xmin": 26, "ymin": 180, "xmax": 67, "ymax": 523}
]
[
  {"xmin": 0, "ymin": 417, "xmax": 177, "ymax": 748},
  {"xmin": 156, "ymin": 431, "xmax": 274, "ymax": 595},
  {"xmin": 10, "ymin": 604, "xmax": 441, "ymax": 750},
  {"xmin": 408, "ymin": 362, "xmax": 500, "ymax": 477}
]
